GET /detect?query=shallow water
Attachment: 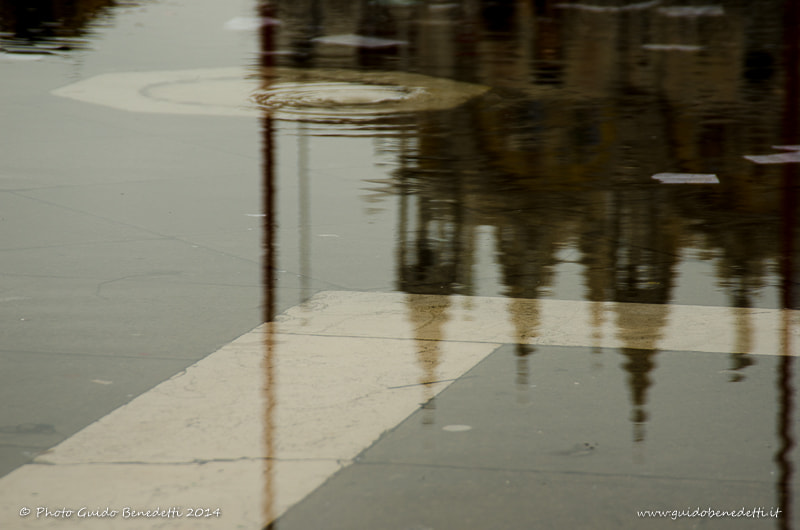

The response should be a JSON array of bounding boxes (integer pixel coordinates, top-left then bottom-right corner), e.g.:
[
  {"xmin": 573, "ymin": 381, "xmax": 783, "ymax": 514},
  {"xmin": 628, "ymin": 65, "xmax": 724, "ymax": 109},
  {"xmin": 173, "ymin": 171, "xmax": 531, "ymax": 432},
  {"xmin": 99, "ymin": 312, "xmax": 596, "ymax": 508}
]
[
  {"xmin": 1, "ymin": 0, "xmax": 799, "ymax": 528},
  {"xmin": 257, "ymin": 0, "xmax": 798, "ymax": 312}
]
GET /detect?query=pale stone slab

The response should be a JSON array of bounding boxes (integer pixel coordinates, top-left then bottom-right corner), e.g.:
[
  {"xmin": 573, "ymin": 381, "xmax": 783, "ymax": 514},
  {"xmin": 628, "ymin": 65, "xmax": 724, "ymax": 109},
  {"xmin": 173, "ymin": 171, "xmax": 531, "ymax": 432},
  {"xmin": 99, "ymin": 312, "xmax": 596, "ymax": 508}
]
[
  {"xmin": 0, "ymin": 460, "xmax": 338, "ymax": 529},
  {"xmin": 32, "ymin": 334, "xmax": 492, "ymax": 465},
  {"xmin": 0, "ymin": 292, "xmax": 500, "ymax": 528}
]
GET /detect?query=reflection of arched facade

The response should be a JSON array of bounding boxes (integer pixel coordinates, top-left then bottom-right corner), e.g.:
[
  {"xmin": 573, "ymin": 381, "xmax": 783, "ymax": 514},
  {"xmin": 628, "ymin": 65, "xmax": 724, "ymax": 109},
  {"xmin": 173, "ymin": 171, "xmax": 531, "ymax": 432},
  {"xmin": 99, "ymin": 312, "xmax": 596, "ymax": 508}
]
[
  {"xmin": 264, "ymin": 0, "xmax": 796, "ymax": 438},
  {"xmin": 268, "ymin": 0, "xmax": 796, "ymax": 439},
  {"xmin": 262, "ymin": 0, "xmax": 797, "ymax": 521}
]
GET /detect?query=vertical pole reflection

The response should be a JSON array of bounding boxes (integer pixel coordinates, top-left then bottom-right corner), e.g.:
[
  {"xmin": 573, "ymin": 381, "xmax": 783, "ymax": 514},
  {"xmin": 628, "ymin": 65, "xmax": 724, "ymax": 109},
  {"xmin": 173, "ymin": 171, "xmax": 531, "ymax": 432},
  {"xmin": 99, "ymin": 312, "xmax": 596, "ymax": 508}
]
[
  {"xmin": 259, "ymin": 1, "xmax": 277, "ymax": 528},
  {"xmin": 261, "ymin": 113, "xmax": 278, "ymax": 530},
  {"xmin": 777, "ymin": 1, "xmax": 799, "ymax": 526}
]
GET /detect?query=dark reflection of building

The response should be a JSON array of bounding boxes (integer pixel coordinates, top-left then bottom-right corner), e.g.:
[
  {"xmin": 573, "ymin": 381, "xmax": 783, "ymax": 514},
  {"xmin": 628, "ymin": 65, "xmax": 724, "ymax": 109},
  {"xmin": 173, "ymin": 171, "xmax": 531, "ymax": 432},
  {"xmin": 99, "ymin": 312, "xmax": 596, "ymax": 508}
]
[
  {"xmin": 267, "ymin": 0, "xmax": 797, "ymax": 412},
  {"xmin": 0, "ymin": 0, "xmax": 141, "ymax": 51},
  {"xmin": 264, "ymin": 0, "xmax": 796, "ymax": 519}
]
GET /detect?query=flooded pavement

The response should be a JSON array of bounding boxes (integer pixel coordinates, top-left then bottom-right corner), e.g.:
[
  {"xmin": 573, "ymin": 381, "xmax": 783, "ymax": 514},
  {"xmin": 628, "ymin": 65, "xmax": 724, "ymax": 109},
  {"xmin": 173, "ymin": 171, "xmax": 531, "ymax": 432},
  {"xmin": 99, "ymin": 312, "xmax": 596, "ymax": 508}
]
[{"xmin": 1, "ymin": 0, "xmax": 800, "ymax": 528}]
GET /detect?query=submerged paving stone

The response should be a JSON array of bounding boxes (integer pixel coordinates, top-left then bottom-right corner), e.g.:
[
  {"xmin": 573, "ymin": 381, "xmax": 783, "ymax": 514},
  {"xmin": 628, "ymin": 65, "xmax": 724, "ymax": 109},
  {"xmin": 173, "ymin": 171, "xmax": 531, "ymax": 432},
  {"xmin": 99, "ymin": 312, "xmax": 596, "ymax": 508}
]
[
  {"xmin": 0, "ymin": 292, "xmax": 797, "ymax": 528},
  {"xmin": 274, "ymin": 344, "xmax": 789, "ymax": 529}
]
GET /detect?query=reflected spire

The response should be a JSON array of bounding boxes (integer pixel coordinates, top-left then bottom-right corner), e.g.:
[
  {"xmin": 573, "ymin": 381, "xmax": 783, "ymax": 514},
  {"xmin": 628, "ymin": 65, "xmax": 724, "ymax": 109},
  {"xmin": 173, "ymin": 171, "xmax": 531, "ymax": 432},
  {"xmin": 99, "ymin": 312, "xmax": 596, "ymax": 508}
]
[
  {"xmin": 729, "ymin": 288, "xmax": 755, "ymax": 383},
  {"xmin": 405, "ymin": 294, "xmax": 451, "ymax": 425},
  {"xmin": 507, "ymin": 297, "xmax": 539, "ymax": 402},
  {"xmin": 614, "ymin": 302, "xmax": 669, "ymax": 445}
]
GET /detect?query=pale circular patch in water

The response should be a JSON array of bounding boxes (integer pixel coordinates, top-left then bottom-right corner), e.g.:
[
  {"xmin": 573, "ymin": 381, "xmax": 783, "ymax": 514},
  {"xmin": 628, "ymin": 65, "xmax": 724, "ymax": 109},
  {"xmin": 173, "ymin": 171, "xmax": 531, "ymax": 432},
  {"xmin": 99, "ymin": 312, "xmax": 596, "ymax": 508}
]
[
  {"xmin": 252, "ymin": 82, "xmax": 427, "ymax": 121},
  {"xmin": 51, "ymin": 66, "xmax": 489, "ymax": 122},
  {"xmin": 254, "ymin": 68, "xmax": 489, "ymax": 124},
  {"xmin": 52, "ymin": 67, "xmax": 260, "ymax": 117}
]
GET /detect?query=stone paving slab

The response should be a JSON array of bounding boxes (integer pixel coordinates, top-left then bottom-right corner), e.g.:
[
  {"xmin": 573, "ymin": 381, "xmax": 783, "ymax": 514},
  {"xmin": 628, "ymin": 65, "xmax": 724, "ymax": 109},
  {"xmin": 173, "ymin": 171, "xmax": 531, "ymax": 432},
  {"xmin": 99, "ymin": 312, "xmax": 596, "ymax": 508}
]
[
  {"xmin": 0, "ymin": 291, "xmax": 795, "ymax": 528},
  {"xmin": 274, "ymin": 344, "xmax": 788, "ymax": 529}
]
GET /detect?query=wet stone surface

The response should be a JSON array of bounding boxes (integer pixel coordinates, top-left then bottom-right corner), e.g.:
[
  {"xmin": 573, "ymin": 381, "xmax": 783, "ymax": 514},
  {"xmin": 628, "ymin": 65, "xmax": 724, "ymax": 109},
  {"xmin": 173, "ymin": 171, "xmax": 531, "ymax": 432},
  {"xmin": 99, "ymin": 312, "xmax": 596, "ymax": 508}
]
[
  {"xmin": 0, "ymin": 0, "xmax": 799, "ymax": 527},
  {"xmin": 273, "ymin": 344, "xmax": 783, "ymax": 529}
]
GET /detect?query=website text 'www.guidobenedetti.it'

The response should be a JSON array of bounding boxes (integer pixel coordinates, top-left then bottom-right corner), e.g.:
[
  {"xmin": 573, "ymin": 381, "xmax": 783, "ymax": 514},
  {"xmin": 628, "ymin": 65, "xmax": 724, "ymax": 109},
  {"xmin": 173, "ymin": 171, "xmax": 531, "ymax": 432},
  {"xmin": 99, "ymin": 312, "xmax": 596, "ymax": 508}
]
[{"xmin": 637, "ymin": 506, "xmax": 781, "ymax": 521}]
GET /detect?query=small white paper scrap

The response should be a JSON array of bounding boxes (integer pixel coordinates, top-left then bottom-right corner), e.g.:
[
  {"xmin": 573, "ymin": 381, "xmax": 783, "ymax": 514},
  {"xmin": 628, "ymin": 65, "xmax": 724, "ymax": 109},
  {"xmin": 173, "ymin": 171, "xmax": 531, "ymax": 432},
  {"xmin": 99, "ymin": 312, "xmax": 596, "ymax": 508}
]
[
  {"xmin": 744, "ymin": 146, "xmax": 800, "ymax": 164},
  {"xmin": 652, "ymin": 173, "xmax": 719, "ymax": 184}
]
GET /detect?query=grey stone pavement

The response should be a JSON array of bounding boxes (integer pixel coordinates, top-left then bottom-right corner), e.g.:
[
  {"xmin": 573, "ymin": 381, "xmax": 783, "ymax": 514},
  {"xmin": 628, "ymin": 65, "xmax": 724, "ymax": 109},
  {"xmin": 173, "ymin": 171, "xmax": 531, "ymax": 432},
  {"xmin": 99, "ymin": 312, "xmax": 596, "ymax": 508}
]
[{"xmin": 274, "ymin": 343, "xmax": 789, "ymax": 530}]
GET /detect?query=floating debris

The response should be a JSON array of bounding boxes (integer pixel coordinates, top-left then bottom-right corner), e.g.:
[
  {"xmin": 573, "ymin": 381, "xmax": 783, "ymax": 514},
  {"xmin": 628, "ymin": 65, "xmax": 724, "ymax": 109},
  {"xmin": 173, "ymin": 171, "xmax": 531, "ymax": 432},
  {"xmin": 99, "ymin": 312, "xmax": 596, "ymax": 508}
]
[
  {"xmin": 652, "ymin": 173, "xmax": 719, "ymax": 184},
  {"xmin": 744, "ymin": 146, "xmax": 800, "ymax": 164}
]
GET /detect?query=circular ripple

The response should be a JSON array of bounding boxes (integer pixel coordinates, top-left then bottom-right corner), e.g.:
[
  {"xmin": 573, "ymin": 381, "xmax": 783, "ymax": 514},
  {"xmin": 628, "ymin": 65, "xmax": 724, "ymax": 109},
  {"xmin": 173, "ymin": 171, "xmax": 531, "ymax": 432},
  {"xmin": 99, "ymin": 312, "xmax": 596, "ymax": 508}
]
[
  {"xmin": 51, "ymin": 67, "xmax": 489, "ymax": 122},
  {"xmin": 252, "ymin": 82, "xmax": 428, "ymax": 121}
]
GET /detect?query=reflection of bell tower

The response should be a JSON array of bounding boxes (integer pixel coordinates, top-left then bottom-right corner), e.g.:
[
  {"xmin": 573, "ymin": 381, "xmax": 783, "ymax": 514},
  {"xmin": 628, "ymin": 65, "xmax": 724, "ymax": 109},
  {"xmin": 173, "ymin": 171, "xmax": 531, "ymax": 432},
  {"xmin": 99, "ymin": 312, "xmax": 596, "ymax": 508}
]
[
  {"xmin": 495, "ymin": 221, "xmax": 553, "ymax": 393},
  {"xmin": 507, "ymin": 297, "xmax": 540, "ymax": 402},
  {"xmin": 395, "ymin": 113, "xmax": 471, "ymax": 425},
  {"xmin": 729, "ymin": 279, "xmax": 756, "ymax": 382},
  {"xmin": 607, "ymin": 184, "xmax": 677, "ymax": 445},
  {"xmin": 397, "ymin": 192, "xmax": 465, "ymax": 296},
  {"xmin": 405, "ymin": 294, "xmax": 451, "ymax": 424},
  {"xmin": 396, "ymin": 110, "xmax": 477, "ymax": 297},
  {"xmin": 615, "ymin": 302, "xmax": 668, "ymax": 445}
]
